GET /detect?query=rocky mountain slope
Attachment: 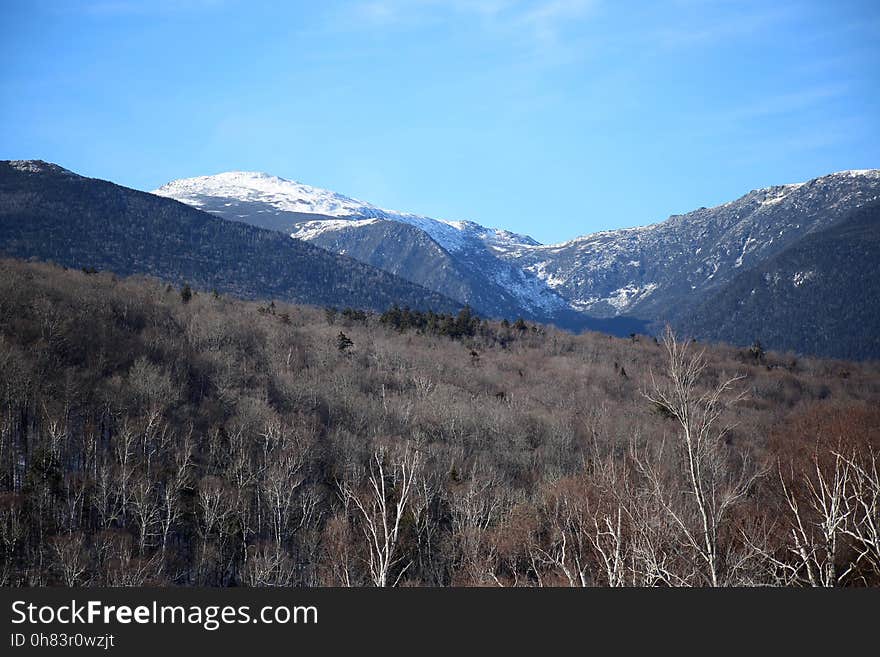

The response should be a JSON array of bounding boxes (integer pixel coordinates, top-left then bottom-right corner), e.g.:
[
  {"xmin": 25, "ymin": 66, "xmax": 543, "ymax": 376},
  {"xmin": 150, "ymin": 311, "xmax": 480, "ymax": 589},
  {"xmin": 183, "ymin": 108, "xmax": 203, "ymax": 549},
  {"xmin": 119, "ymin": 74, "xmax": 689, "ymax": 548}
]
[
  {"xmin": 499, "ymin": 170, "xmax": 880, "ymax": 321},
  {"xmin": 680, "ymin": 201, "xmax": 880, "ymax": 360}
]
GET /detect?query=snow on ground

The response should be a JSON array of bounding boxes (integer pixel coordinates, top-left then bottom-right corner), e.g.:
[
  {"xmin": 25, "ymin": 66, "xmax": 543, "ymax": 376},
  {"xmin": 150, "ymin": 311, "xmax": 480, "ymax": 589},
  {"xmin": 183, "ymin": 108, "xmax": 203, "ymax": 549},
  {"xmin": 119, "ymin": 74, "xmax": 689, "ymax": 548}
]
[
  {"xmin": 604, "ymin": 283, "xmax": 659, "ymax": 312},
  {"xmin": 524, "ymin": 260, "xmax": 568, "ymax": 288},
  {"xmin": 290, "ymin": 218, "xmax": 380, "ymax": 240},
  {"xmin": 735, "ymin": 236, "xmax": 757, "ymax": 268},
  {"xmin": 488, "ymin": 264, "xmax": 567, "ymax": 314},
  {"xmin": 792, "ymin": 270, "xmax": 817, "ymax": 287}
]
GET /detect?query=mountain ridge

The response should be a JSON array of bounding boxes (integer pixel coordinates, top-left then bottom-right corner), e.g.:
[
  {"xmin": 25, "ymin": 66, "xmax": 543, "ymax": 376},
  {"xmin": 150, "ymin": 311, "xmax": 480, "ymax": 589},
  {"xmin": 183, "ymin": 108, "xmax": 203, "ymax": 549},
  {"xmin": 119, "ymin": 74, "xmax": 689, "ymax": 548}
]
[
  {"xmin": 154, "ymin": 167, "xmax": 880, "ymax": 327},
  {"xmin": 4, "ymin": 159, "xmax": 877, "ymax": 356},
  {"xmin": 0, "ymin": 160, "xmax": 462, "ymax": 314},
  {"xmin": 153, "ymin": 169, "xmax": 619, "ymax": 331},
  {"xmin": 154, "ymin": 167, "xmax": 880, "ymax": 248}
]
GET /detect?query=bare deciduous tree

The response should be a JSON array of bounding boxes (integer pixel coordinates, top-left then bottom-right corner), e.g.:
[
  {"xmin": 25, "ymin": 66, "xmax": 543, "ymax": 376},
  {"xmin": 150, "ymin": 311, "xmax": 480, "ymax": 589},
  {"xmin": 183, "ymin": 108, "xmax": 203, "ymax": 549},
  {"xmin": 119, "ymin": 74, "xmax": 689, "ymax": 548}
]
[
  {"xmin": 840, "ymin": 449, "xmax": 880, "ymax": 581},
  {"xmin": 338, "ymin": 447, "xmax": 420, "ymax": 587},
  {"xmin": 158, "ymin": 431, "xmax": 193, "ymax": 568},
  {"xmin": 242, "ymin": 542, "xmax": 296, "ymax": 587},
  {"xmin": 262, "ymin": 446, "xmax": 306, "ymax": 546},
  {"xmin": 761, "ymin": 450, "xmax": 879, "ymax": 587},
  {"xmin": 450, "ymin": 470, "xmax": 503, "ymax": 585},
  {"xmin": 781, "ymin": 455, "xmax": 851, "ymax": 586},
  {"xmin": 129, "ymin": 473, "xmax": 160, "ymax": 554},
  {"xmin": 50, "ymin": 532, "xmax": 89, "ymax": 586},
  {"xmin": 642, "ymin": 326, "xmax": 759, "ymax": 586}
]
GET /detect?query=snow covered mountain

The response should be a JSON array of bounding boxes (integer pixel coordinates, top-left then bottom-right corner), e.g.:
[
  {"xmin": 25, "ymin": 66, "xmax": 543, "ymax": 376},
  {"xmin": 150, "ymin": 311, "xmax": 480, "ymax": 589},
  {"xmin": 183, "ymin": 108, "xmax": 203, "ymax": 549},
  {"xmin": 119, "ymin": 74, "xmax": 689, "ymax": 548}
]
[
  {"xmin": 154, "ymin": 168, "xmax": 880, "ymax": 338},
  {"xmin": 153, "ymin": 172, "xmax": 622, "ymax": 331},
  {"xmin": 497, "ymin": 170, "xmax": 880, "ymax": 321},
  {"xmin": 154, "ymin": 171, "xmax": 539, "ymax": 254}
]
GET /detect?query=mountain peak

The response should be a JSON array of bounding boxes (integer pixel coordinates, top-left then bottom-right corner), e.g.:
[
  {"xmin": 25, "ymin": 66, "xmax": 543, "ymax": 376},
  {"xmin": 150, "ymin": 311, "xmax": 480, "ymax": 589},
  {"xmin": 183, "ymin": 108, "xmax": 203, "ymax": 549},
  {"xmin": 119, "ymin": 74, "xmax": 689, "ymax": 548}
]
[
  {"xmin": 3, "ymin": 160, "xmax": 78, "ymax": 177},
  {"xmin": 153, "ymin": 170, "xmax": 383, "ymax": 219},
  {"xmin": 825, "ymin": 168, "xmax": 880, "ymax": 177},
  {"xmin": 152, "ymin": 171, "xmax": 541, "ymax": 253},
  {"xmin": 189, "ymin": 170, "xmax": 300, "ymax": 185}
]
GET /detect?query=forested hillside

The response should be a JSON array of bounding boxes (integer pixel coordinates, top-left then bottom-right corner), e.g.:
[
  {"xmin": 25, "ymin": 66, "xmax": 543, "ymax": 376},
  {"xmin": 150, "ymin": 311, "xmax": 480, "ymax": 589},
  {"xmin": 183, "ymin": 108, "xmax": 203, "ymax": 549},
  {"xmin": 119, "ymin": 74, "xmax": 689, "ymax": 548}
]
[
  {"xmin": 1, "ymin": 259, "xmax": 878, "ymax": 587},
  {"xmin": 0, "ymin": 161, "xmax": 459, "ymax": 314}
]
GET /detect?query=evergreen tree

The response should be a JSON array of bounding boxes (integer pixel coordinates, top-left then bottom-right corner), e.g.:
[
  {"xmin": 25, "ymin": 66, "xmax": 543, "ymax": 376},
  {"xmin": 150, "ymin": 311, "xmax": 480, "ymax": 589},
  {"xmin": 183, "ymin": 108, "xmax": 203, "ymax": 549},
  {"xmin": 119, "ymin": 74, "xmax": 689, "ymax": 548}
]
[
  {"xmin": 749, "ymin": 340, "xmax": 765, "ymax": 363},
  {"xmin": 337, "ymin": 331, "xmax": 354, "ymax": 352}
]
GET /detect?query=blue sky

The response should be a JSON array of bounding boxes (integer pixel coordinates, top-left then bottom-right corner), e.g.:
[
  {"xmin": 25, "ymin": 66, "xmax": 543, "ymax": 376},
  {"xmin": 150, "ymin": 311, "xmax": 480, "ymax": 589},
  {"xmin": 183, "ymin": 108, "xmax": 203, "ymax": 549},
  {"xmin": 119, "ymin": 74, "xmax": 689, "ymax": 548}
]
[{"xmin": 1, "ymin": 0, "xmax": 878, "ymax": 243}]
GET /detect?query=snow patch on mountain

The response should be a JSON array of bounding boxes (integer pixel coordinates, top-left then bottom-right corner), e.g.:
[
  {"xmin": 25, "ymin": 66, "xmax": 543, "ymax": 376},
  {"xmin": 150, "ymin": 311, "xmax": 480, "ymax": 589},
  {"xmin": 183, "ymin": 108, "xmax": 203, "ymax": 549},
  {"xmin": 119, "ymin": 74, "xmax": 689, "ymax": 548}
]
[
  {"xmin": 605, "ymin": 282, "xmax": 659, "ymax": 311},
  {"xmin": 792, "ymin": 270, "xmax": 817, "ymax": 287},
  {"xmin": 9, "ymin": 160, "xmax": 76, "ymax": 176},
  {"xmin": 290, "ymin": 218, "xmax": 381, "ymax": 240},
  {"xmin": 759, "ymin": 184, "xmax": 803, "ymax": 208},
  {"xmin": 568, "ymin": 283, "xmax": 659, "ymax": 314},
  {"xmin": 524, "ymin": 260, "xmax": 567, "ymax": 288},
  {"xmin": 488, "ymin": 265, "xmax": 567, "ymax": 314}
]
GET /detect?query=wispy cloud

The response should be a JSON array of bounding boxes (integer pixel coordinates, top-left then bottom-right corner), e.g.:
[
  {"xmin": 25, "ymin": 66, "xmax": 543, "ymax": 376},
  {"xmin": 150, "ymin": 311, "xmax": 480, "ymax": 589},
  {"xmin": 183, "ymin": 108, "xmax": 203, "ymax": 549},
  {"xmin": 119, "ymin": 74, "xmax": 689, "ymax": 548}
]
[
  {"xmin": 346, "ymin": 0, "xmax": 598, "ymax": 47},
  {"xmin": 510, "ymin": 0, "xmax": 597, "ymax": 44},
  {"xmin": 724, "ymin": 114, "xmax": 868, "ymax": 168},
  {"xmin": 654, "ymin": 4, "xmax": 796, "ymax": 49},
  {"xmin": 79, "ymin": 0, "xmax": 227, "ymax": 16},
  {"xmin": 719, "ymin": 84, "xmax": 851, "ymax": 123},
  {"xmin": 350, "ymin": 0, "xmax": 504, "ymax": 27}
]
